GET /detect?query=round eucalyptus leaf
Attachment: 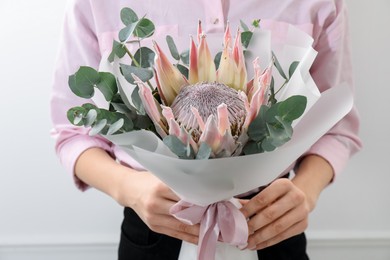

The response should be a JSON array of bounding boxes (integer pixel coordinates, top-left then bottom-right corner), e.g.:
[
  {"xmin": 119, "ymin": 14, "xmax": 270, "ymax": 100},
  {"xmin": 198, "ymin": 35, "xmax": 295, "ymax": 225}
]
[
  {"xmin": 85, "ymin": 109, "xmax": 98, "ymax": 127},
  {"xmin": 120, "ymin": 7, "xmax": 138, "ymax": 26},
  {"xmin": 120, "ymin": 63, "xmax": 154, "ymax": 84},
  {"xmin": 97, "ymin": 72, "xmax": 118, "ymax": 101},
  {"xmin": 73, "ymin": 114, "xmax": 83, "ymax": 125},
  {"xmin": 108, "ymin": 40, "xmax": 127, "ymax": 62},
  {"xmin": 67, "ymin": 106, "xmax": 87, "ymax": 126},
  {"xmin": 107, "ymin": 118, "xmax": 125, "ymax": 135},
  {"xmin": 278, "ymin": 95, "xmax": 307, "ymax": 122},
  {"xmin": 89, "ymin": 119, "xmax": 107, "ymax": 136},
  {"xmin": 133, "ymin": 47, "xmax": 155, "ymax": 68},
  {"xmin": 243, "ymin": 141, "xmax": 263, "ymax": 155},
  {"xmin": 69, "ymin": 66, "xmax": 100, "ymax": 98},
  {"xmin": 134, "ymin": 18, "xmax": 155, "ymax": 38},
  {"xmin": 119, "ymin": 23, "xmax": 138, "ymax": 43}
]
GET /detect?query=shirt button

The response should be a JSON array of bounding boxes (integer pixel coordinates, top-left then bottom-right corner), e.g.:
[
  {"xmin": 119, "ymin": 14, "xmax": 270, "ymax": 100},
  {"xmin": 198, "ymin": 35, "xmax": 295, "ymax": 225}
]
[{"xmin": 212, "ymin": 18, "xmax": 220, "ymax": 24}]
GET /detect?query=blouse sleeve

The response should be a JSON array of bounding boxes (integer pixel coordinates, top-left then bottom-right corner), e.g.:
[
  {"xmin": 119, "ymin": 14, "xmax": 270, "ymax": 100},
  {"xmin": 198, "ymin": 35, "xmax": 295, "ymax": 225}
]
[
  {"xmin": 50, "ymin": 0, "xmax": 113, "ymax": 190},
  {"xmin": 305, "ymin": 0, "xmax": 362, "ymax": 177}
]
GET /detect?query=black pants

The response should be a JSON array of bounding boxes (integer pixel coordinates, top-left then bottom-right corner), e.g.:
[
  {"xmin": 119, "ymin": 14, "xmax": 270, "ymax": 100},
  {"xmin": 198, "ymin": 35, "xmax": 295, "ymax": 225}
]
[{"xmin": 118, "ymin": 206, "xmax": 309, "ymax": 260}]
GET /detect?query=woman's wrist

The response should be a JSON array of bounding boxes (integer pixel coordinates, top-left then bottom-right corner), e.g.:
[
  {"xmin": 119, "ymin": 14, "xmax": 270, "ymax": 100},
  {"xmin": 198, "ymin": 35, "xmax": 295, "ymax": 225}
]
[
  {"xmin": 292, "ymin": 155, "xmax": 334, "ymax": 211},
  {"xmin": 75, "ymin": 147, "xmax": 139, "ymax": 206}
]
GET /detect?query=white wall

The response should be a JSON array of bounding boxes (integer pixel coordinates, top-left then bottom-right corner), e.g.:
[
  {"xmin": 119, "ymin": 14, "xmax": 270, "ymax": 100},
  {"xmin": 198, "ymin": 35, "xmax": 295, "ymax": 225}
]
[{"xmin": 0, "ymin": 0, "xmax": 389, "ymax": 259}]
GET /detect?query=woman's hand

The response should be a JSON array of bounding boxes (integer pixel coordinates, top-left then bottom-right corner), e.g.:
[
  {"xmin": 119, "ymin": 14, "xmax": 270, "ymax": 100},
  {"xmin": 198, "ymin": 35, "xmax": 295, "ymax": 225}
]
[
  {"xmin": 239, "ymin": 178, "xmax": 310, "ymax": 250},
  {"xmin": 75, "ymin": 148, "xmax": 199, "ymax": 244},
  {"xmin": 117, "ymin": 171, "xmax": 200, "ymax": 245},
  {"xmin": 239, "ymin": 155, "xmax": 334, "ymax": 250}
]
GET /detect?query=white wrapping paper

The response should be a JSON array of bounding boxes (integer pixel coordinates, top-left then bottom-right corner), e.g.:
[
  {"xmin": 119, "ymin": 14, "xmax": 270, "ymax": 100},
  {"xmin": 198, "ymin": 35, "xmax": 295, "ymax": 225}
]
[{"xmin": 97, "ymin": 22, "xmax": 354, "ymax": 260}]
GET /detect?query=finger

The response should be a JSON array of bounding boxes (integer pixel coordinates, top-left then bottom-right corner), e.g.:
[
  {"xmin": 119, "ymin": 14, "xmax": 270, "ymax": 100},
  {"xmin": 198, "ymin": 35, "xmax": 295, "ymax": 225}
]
[
  {"xmin": 240, "ymin": 179, "xmax": 292, "ymax": 219},
  {"xmin": 250, "ymin": 219, "xmax": 308, "ymax": 250},
  {"xmin": 237, "ymin": 199, "xmax": 249, "ymax": 207},
  {"xmin": 150, "ymin": 215, "xmax": 200, "ymax": 244},
  {"xmin": 151, "ymin": 214, "xmax": 200, "ymax": 237},
  {"xmin": 158, "ymin": 183, "xmax": 181, "ymax": 201},
  {"xmin": 156, "ymin": 225, "xmax": 199, "ymax": 244},
  {"xmin": 246, "ymin": 188, "xmax": 305, "ymax": 233},
  {"xmin": 247, "ymin": 202, "xmax": 309, "ymax": 247}
]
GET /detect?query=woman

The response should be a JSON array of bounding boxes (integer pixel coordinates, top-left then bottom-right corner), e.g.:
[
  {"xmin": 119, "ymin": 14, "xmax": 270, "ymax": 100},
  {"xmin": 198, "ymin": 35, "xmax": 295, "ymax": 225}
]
[{"xmin": 50, "ymin": 0, "xmax": 362, "ymax": 259}]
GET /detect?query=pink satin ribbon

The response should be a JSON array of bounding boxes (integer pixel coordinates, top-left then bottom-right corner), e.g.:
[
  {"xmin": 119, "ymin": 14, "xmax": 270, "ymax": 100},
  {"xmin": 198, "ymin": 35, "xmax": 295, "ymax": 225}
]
[{"xmin": 170, "ymin": 200, "xmax": 249, "ymax": 260}]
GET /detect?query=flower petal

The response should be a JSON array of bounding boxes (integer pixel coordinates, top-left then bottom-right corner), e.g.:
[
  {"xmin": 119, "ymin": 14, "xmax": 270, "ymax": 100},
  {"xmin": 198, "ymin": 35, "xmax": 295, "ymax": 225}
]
[
  {"xmin": 216, "ymin": 44, "xmax": 237, "ymax": 88},
  {"xmin": 197, "ymin": 20, "xmax": 203, "ymax": 43},
  {"xmin": 134, "ymin": 74, "xmax": 168, "ymax": 137},
  {"xmin": 191, "ymin": 106, "xmax": 205, "ymax": 131},
  {"xmin": 199, "ymin": 115, "xmax": 222, "ymax": 154},
  {"xmin": 154, "ymin": 41, "xmax": 188, "ymax": 105},
  {"xmin": 232, "ymin": 29, "xmax": 247, "ymax": 92},
  {"xmin": 223, "ymin": 23, "xmax": 232, "ymax": 49},
  {"xmin": 197, "ymin": 35, "xmax": 216, "ymax": 82},
  {"xmin": 217, "ymin": 103, "xmax": 230, "ymax": 135},
  {"xmin": 162, "ymin": 106, "xmax": 198, "ymax": 153},
  {"xmin": 188, "ymin": 37, "xmax": 199, "ymax": 84}
]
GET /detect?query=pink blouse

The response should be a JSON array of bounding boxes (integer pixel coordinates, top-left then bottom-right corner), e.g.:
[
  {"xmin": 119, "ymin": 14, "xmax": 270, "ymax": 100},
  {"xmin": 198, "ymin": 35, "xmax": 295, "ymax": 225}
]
[{"xmin": 50, "ymin": 0, "xmax": 362, "ymax": 190}]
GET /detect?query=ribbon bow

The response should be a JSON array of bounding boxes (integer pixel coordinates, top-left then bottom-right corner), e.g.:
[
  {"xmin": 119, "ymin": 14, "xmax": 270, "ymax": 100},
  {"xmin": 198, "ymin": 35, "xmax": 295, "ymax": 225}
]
[{"xmin": 170, "ymin": 199, "xmax": 248, "ymax": 260}]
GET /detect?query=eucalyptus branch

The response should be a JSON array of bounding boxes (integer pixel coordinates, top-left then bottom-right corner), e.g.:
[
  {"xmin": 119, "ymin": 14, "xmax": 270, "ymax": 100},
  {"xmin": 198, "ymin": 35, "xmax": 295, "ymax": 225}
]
[{"xmin": 123, "ymin": 44, "xmax": 154, "ymax": 90}]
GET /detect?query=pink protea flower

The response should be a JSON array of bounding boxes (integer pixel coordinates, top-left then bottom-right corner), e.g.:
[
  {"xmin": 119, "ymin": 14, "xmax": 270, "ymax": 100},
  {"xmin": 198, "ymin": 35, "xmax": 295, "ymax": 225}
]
[{"xmin": 135, "ymin": 23, "xmax": 272, "ymax": 158}]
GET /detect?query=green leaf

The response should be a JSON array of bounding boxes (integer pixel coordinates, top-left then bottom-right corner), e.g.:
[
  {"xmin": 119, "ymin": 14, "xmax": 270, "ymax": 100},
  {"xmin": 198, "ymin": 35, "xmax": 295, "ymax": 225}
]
[
  {"xmin": 163, "ymin": 135, "xmax": 194, "ymax": 159},
  {"xmin": 119, "ymin": 22, "xmax": 138, "ymax": 42},
  {"xmin": 67, "ymin": 106, "xmax": 87, "ymax": 126},
  {"xmin": 89, "ymin": 119, "xmax": 107, "ymax": 136},
  {"xmin": 107, "ymin": 118, "xmax": 124, "ymax": 135},
  {"xmin": 180, "ymin": 49, "xmax": 190, "ymax": 65},
  {"xmin": 176, "ymin": 64, "xmax": 189, "ymax": 79},
  {"xmin": 214, "ymin": 51, "xmax": 222, "ymax": 70},
  {"xmin": 120, "ymin": 63, "xmax": 154, "ymax": 84},
  {"xmin": 120, "ymin": 7, "xmax": 138, "ymax": 26},
  {"xmin": 240, "ymin": 20, "xmax": 250, "ymax": 32},
  {"xmin": 196, "ymin": 143, "xmax": 212, "ymax": 160},
  {"xmin": 268, "ymin": 77, "xmax": 277, "ymax": 105},
  {"xmin": 247, "ymin": 105, "xmax": 269, "ymax": 142},
  {"xmin": 96, "ymin": 72, "xmax": 118, "ymax": 101},
  {"xmin": 132, "ymin": 47, "xmax": 155, "ymax": 68},
  {"xmin": 166, "ymin": 35, "xmax": 180, "ymax": 60},
  {"xmin": 263, "ymin": 119, "xmax": 292, "ymax": 150},
  {"xmin": 260, "ymin": 138, "xmax": 277, "ymax": 152},
  {"xmin": 134, "ymin": 18, "xmax": 155, "ymax": 38},
  {"xmin": 252, "ymin": 19, "xmax": 261, "ymax": 28},
  {"xmin": 81, "ymin": 103, "xmax": 97, "ymax": 110},
  {"xmin": 134, "ymin": 114, "xmax": 153, "ymax": 130},
  {"xmin": 288, "ymin": 61, "xmax": 300, "ymax": 78},
  {"xmin": 241, "ymin": 31, "xmax": 253, "ymax": 49},
  {"xmin": 108, "ymin": 40, "xmax": 127, "ymax": 62},
  {"xmin": 243, "ymin": 141, "xmax": 263, "ymax": 155},
  {"xmin": 84, "ymin": 109, "xmax": 97, "ymax": 127},
  {"xmin": 116, "ymin": 79, "xmax": 138, "ymax": 113},
  {"xmin": 69, "ymin": 66, "xmax": 100, "ymax": 98},
  {"xmin": 131, "ymin": 86, "xmax": 145, "ymax": 114},
  {"xmin": 278, "ymin": 95, "xmax": 307, "ymax": 122},
  {"xmin": 272, "ymin": 52, "xmax": 287, "ymax": 80}
]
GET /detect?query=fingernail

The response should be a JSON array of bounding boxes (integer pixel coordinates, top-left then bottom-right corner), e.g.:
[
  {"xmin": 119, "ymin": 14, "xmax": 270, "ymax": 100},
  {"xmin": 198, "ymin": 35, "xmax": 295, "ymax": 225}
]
[{"xmin": 248, "ymin": 245, "xmax": 256, "ymax": 251}]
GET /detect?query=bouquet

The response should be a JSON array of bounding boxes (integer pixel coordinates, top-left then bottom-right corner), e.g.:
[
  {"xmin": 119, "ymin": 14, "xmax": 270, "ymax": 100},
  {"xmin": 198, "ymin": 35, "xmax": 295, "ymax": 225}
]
[{"xmin": 66, "ymin": 8, "xmax": 353, "ymax": 260}]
